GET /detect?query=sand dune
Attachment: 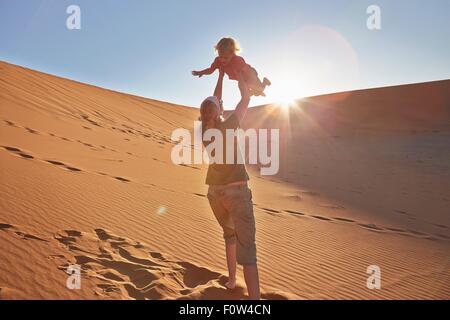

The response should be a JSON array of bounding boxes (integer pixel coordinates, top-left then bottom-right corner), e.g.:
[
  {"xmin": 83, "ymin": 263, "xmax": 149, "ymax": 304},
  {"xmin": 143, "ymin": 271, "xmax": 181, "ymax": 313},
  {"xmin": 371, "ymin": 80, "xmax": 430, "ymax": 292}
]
[{"xmin": 0, "ymin": 61, "xmax": 449, "ymax": 299}]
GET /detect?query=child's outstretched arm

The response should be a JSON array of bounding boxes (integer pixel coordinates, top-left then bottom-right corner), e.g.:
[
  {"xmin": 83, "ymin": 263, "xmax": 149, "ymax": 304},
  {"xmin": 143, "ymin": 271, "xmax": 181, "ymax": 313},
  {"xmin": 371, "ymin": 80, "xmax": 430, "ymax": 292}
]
[
  {"xmin": 192, "ymin": 67, "xmax": 215, "ymax": 77},
  {"xmin": 192, "ymin": 59, "xmax": 219, "ymax": 77}
]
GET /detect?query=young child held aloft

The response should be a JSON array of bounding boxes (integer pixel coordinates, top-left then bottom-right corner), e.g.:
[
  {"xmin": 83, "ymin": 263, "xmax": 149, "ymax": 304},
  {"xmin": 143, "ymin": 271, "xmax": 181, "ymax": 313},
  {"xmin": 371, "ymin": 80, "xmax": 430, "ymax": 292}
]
[{"xmin": 192, "ymin": 37, "xmax": 271, "ymax": 96}]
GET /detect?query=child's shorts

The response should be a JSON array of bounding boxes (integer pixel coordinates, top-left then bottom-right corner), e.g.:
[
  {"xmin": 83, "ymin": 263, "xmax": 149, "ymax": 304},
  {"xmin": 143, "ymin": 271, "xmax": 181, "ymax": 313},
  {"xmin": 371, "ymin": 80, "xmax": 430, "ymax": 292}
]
[{"xmin": 207, "ymin": 183, "xmax": 257, "ymax": 265}]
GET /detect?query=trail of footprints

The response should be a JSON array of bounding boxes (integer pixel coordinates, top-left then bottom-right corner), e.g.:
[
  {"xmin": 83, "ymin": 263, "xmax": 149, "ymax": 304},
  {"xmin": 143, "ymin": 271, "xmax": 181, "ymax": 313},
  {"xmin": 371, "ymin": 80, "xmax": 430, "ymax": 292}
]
[
  {"xmin": 254, "ymin": 204, "xmax": 449, "ymax": 242},
  {"xmin": 186, "ymin": 193, "xmax": 449, "ymax": 242},
  {"xmin": 3, "ymin": 119, "xmax": 195, "ymax": 165},
  {"xmin": 1, "ymin": 145, "xmax": 194, "ymax": 193},
  {"xmin": 76, "ymin": 114, "xmax": 175, "ymax": 146},
  {"xmin": 1, "ymin": 145, "xmax": 131, "ymax": 183},
  {"xmin": 4, "ymin": 119, "xmax": 118, "ymax": 153}
]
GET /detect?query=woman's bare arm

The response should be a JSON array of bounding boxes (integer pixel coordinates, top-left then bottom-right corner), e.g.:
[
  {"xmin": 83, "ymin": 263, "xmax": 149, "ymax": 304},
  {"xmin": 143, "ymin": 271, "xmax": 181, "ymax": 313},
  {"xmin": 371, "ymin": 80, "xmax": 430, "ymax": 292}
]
[
  {"xmin": 214, "ymin": 69, "xmax": 225, "ymax": 100},
  {"xmin": 214, "ymin": 69, "xmax": 225, "ymax": 104},
  {"xmin": 234, "ymin": 71, "xmax": 251, "ymax": 123}
]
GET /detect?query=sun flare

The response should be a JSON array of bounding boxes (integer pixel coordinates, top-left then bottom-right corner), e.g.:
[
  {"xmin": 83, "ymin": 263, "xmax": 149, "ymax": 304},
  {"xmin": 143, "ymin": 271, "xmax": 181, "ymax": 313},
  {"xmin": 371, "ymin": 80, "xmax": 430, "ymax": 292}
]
[
  {"xmin": 278, "ymin": 98, "xmax": 298, "ymax": 110},
  {"xmin": 266, "ymin": 78, "xmax": 303, "ymax": 110}
]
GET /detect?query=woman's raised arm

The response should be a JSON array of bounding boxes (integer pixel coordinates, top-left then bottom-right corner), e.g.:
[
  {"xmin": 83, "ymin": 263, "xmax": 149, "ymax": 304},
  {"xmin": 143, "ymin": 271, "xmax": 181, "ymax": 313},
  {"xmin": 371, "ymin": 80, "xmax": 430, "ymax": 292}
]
[
  {"xmin": 214, "ymin": 69, "xmax": 225, "ymax": 102},
  {"xmin": 234, "ymin": 72, "xmax": 251, "ymax": 123}
]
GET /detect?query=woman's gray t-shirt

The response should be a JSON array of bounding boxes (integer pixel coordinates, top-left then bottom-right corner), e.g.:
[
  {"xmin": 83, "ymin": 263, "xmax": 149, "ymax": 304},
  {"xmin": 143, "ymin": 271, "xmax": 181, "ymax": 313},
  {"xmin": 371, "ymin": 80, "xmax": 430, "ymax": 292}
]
[{"xmin": 204, "ymin": 113, "xmax": 250, "ymax": 185}]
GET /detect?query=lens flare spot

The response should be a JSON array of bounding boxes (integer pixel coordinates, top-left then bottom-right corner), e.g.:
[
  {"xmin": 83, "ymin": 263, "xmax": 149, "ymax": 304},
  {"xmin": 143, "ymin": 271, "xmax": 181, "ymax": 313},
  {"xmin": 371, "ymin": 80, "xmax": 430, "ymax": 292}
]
[{"xmin": 156, "ymin": 206, "xmax": 167, "ymax": 215}]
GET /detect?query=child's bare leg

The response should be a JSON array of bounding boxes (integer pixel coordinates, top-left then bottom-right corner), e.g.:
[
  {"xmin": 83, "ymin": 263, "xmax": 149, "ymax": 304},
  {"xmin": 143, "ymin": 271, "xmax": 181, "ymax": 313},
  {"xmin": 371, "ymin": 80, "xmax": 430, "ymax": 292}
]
[
  {"xmin": 248, "ymin": 82, "xmax": 266, "ymax": 96},
  {"xmin": 245, "ymin": 68, "xmax": 270, "ymax": 96}
]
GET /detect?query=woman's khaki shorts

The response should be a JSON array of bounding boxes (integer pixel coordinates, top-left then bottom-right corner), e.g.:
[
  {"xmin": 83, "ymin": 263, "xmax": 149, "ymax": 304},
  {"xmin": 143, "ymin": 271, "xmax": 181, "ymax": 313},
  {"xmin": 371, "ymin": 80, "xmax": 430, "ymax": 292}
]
[{"xmin": 207, "ymin": 184, "xmax": 257, "ymax": 265}]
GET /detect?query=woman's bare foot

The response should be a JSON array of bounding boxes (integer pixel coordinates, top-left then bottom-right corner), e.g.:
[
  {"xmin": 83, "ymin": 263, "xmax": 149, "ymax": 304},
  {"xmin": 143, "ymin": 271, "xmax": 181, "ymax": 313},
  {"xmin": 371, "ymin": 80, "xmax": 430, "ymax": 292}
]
[{"xmin": 225, "ymin": 278, "xmax": 236, "ymax": 289}]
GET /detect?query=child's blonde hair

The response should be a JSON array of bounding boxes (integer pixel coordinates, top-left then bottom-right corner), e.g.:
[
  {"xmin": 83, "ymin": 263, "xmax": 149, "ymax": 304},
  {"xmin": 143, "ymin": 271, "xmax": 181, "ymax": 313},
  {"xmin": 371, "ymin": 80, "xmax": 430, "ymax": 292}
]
[{"xmin": 215, "ymin": 37, "xmax": 240, "ymax": 54}]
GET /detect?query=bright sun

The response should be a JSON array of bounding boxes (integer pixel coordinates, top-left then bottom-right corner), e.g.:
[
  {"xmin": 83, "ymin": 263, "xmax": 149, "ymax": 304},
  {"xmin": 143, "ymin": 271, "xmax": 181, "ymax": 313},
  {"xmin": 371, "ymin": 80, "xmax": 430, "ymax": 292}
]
[
  {"xmin": 268, "ymin": 80, "xmax": 303, "ymax": 110},
  {"xmin": 279, "ymin": 98, "xmax": 297, "ymax": 110}
]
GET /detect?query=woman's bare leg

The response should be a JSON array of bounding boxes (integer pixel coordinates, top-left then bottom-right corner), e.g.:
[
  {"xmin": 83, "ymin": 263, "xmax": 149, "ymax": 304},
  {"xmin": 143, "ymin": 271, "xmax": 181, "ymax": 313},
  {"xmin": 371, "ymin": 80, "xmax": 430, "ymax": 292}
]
[
  {"xmin": 243, "ymin": 264, "xmax": 261, "ymax": 300},
  {"xmin": 225, "ymin": 242, "xmax": 237, "ymax": 289}
]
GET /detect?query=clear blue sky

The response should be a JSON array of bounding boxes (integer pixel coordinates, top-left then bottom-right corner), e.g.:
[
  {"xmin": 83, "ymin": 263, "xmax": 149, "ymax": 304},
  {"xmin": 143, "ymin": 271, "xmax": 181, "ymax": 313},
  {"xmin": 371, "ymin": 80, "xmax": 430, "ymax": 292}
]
[{"xmin": 1, "ymin": 0, "xmax": 449, "ymax": 109}]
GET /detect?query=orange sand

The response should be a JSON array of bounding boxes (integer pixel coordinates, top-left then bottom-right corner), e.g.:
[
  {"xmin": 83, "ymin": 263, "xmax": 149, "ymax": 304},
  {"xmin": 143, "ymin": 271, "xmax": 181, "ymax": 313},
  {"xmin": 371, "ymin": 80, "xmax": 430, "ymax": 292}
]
[{"xmin": 0, "ymin": 61, "xmax": 449, "ymax": 299}]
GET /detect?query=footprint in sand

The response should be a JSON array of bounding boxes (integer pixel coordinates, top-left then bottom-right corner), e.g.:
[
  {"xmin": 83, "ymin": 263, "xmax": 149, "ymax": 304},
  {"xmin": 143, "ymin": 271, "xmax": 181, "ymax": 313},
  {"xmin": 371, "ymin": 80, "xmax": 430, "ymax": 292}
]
[
  {"xmin": 81, "ymin": 115, "xmax": 103, "ymax": 128},
  {"xmin": 66, "ymin": 166, "xmax": 82, "ymax": 172},
  {"xmin": 3, "ymin": 120, "xmax": 16, "ymax": 127},
  {"xmin": 3, "ymin": 146, "xmax": 22, "ymax": 153},
  {"xmin": 358, "ymin": 223, "xmax": 384, "ymax": 231},
  {"xmin": 311, "ymin": 215, "xmax": 332, "ymax": 221},
  {"xmin": 46, "ymin": 160, "xmax": 65, "ymax": 166},
  {"xmin": 45, "ymin": 159, "xmax": 82, "ymax": 172},
  {"xmin": 332, "ymin": 217, "xmax": 355, "ymax": 223},
  {"xmin": 179, "ymin": 164, "xmax": 201, "ymax": 170},
  {"xmin": 0, "ymin": 223, "xmax": 14, "ymax": 230},
  {"xmin": 114, "ymin": 176, "xmax": 131, "ymax": 183},
  {"xmin": 0, "ymin": 222, "xmax": 48, "ymax": 242},
  {"xmin": 15, "ymin": 231, "xmax": 48, "ymax": 242},
  {"xmin": 284, "ymin": 210, "xmax": 305, "ymax": 216},
  {"xmin": 193, "ymin": 193, "xmax": 206, "ymax": 198},
  {"xmin": 2, "ymin": 146, "xmax": 34, "ymax": 159},
  {"xmin": 385, "ymin": 227, "xmax": 407, "ymax": 233},
  {"xmin": 261, "ymin": 208, "xmax": 281, "ymax": 215},
  {"xmin": 25, "ymin": 127, "xmax": 39, "ymax": 134},
  {"xmin": 18, "ymin": 153, "xmax": 34, "ymax": 159}
]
